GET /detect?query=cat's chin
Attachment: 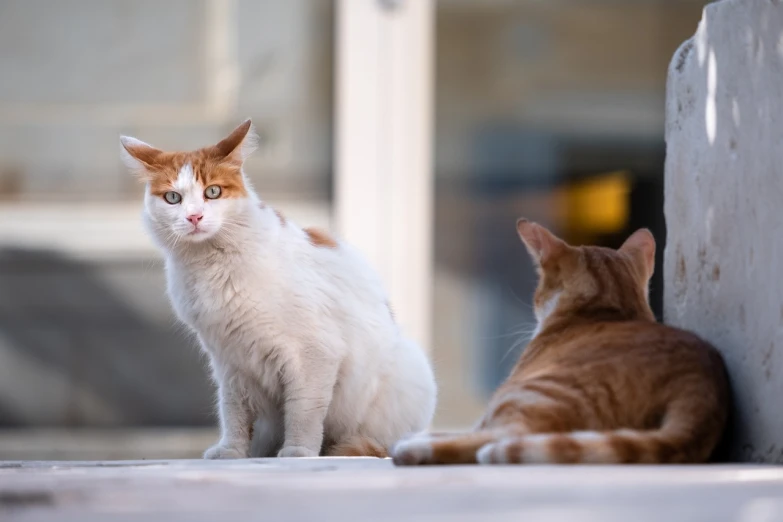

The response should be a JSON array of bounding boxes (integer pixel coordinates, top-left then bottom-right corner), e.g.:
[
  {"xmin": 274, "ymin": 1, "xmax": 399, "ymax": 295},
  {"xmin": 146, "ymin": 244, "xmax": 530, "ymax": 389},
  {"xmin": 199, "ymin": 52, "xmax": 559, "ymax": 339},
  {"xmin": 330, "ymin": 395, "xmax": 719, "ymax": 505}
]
[{"xmin": 179, "ymin": 230, "xmax": 215, "ymax": 243}]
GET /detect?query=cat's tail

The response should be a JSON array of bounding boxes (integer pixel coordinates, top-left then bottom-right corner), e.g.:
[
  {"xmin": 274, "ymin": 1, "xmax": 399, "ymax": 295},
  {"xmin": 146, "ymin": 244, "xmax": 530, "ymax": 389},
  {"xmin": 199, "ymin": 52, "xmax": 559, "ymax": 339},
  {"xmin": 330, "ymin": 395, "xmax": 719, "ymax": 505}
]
[
  {"xmin": 476, "ymin": 429, "xmax": 693, "ymax": 465},
  {"xmin": 327, "ymin": 435, "xmax": 388, "ymax": 458},
  {"xmin": 478, "ymin": 398, "xmax": 723, "ymax": 465},
  {"xmin": 392, "ymin": 401, "xmax": 723, "ymax": 465}
]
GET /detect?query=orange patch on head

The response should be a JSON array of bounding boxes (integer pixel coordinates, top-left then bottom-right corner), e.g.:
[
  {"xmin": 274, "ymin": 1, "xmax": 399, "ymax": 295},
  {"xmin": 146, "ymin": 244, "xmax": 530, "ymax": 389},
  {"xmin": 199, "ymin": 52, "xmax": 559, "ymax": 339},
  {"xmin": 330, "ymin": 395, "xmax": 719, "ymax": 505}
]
[
  {"xmin": 305, "ymin": 227, "xmax": 338, "ymax": 249},
  {"xmin": 515, "ymin": 217, "xmax": 655, "ymax": 324},
  {"xmin": 141, "ymin": 150, "xmax": 248, "ymax": 200},
  {"xmin": 121, "ymin": 119, "xmax": 255, "ymax": 201}
]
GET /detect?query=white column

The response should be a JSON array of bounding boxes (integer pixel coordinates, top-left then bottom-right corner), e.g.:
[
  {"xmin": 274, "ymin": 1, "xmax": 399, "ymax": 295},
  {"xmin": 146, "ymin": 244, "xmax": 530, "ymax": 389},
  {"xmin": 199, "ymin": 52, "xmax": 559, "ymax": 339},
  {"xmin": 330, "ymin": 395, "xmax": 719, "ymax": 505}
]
[{"xmin": 334, "ymin": 0, "xmax": 434, "ymax": 350}]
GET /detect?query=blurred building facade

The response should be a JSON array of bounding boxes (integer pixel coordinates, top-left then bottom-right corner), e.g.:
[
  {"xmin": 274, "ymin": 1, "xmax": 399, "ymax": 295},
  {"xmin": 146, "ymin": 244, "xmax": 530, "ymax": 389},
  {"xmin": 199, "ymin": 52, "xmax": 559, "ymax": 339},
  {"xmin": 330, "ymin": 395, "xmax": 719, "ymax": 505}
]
[
  {"xmin": 430, "ymin": 0, "xmax": 706, "ymax": 426},
  {"xmin": 0, "ymin": 0, "xmax": 707, "ymax": 456},
  {"xmin": 0, "ymin": 0, "xmax": 334, "ymax": 432}
]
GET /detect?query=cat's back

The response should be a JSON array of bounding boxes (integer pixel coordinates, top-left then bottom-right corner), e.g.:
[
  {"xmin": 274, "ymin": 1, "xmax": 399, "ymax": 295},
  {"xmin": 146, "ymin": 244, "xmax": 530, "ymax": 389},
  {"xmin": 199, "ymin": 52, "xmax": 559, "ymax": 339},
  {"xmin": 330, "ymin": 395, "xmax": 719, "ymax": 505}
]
[
  {"xmin": 526, "ymin": 320, "xmax": 726, "ymax": 381},
  {"xmin": 519, "ymin": 320, "xmax": 728, "ymax": 420},
  {"xmin": 486, "ymin": 320, "xmax": 729, "ymax": 434}
]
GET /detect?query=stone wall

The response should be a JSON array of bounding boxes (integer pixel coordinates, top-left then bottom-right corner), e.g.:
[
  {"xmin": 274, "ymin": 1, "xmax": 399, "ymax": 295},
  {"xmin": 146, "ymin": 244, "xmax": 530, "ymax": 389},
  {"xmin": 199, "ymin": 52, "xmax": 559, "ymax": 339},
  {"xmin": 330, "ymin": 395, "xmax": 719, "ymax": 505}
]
[{"xmin": 664, "ymin": 0, "xmax": 783, "ymax": 462}]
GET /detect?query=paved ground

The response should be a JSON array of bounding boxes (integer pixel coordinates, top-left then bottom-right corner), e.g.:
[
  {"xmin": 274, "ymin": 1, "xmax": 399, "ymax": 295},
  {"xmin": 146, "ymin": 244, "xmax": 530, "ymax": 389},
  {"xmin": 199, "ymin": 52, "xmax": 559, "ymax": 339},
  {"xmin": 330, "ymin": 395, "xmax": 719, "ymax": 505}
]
[{"xmin": 2, "ymin": 458, "xmax": 783, "ymax": 521}]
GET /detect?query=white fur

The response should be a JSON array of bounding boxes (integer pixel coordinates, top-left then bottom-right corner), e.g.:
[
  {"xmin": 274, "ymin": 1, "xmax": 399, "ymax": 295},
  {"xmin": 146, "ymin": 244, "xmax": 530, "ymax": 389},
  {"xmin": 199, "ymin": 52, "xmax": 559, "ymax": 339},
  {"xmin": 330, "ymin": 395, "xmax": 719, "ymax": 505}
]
[
  {"xmin": 572, "ymin": 431, "xmax": 621, "ymax": 464},
  {"xmin": 476, "ymin": 441, "xmax": 502, "ymax": 464},
  {"xmin": 477, "ymin": 435, "xmax": 551, "ymax": 465},
  {"xmin": 390, "ymin": 434, "xmax": 434, "ymax": 465},
  {"xmin": 476, "ymin": 437, "xmax": 518, "ymax": 465},
  {"xmin": 532, "ymin": 291, "xmax": 561, "ymax": 338},
  {"xmin": 473, "ymin": 435, "xmax": 555, "ymax": 465},
  {"xmin": 128, "ymin": 137, "xmax": 437, "ymax": 459},
  {"xmin": 119, "ymin": 136, "xmax": 153, "ymax": 174}
]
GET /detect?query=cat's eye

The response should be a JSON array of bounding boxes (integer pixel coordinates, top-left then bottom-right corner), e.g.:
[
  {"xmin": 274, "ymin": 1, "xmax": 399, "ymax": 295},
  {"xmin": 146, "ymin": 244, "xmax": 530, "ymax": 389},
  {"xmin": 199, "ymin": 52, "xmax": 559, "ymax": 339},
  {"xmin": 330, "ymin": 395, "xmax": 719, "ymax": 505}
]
[
  {"xmin": 205, "ymin": 185, "xmax": 222, "ymax": 199},
  {"xmin": 163, "ymin": 191, "xmax": 182, "ymax": 204}
]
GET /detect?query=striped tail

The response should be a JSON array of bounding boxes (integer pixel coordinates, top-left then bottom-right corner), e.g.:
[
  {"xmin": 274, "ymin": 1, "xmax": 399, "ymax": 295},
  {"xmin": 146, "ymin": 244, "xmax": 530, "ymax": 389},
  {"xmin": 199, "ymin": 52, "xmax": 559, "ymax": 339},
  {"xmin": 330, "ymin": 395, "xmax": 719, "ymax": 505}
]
[
  {"xmin": 476, "ymin": 429, "xmax": 694, "ymax": 465},
  {"xmin": 392, "ymin": 410, "xmax": 720, "ymax": 465},
  {"xmin": 478, "ymin": 401, "xmax": 722, "ymax": 464},
  {"xmin": 327, "ymin": 435, "xmax": 388, "ymax": 458}
]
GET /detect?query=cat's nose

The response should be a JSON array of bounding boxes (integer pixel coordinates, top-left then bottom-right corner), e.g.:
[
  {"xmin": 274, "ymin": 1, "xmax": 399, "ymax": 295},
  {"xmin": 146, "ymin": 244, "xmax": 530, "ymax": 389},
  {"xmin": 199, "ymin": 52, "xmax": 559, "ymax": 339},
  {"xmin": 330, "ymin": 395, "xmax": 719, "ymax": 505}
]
[{"xmin": 186, "ymin": 213, "xmax": 203, "ymax": 226}]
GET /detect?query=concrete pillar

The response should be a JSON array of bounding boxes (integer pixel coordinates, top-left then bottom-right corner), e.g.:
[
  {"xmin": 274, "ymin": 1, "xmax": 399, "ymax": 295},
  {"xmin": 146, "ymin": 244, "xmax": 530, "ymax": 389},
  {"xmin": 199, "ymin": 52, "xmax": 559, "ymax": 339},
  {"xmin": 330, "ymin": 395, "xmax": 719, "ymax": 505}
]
[
  {"xmin": 334, "ymin": 0, "xmax": 434, "ymax": 351},
  {"xmin": 664, "ymin": 0, "xmax": 783, "ymax": 463}
]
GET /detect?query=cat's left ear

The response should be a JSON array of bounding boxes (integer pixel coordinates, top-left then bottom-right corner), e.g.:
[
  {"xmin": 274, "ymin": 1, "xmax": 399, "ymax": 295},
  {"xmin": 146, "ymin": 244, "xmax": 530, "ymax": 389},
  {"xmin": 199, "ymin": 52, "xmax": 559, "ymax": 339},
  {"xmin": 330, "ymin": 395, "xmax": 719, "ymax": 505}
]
[
  {"xmin": 516, "ymin": 218, "xmax": 567, "ymax": 265},
  {"xmin": 210, "ymin": 119, "xmax": 258, "ymax": 165},
  {"xmin": 120, "ymin": 136, "xmax": 164, "ymax": 180},
  {"xmin": 620, "ymin": 228, "xmax": 656, "ymax": 280}
]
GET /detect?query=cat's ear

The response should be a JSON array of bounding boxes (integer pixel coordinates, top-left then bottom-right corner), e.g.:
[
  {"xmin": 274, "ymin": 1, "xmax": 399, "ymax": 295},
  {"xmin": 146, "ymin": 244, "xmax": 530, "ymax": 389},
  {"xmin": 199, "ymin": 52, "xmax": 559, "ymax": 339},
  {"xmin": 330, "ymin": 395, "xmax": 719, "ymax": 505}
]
[
  {"xmin": 119, "ymin": 136, "xmax": 164, "ymax": 180},
  {"xmin": 620, "ymin": 228, "xmax": 656, "ymax": 280},
  {"xmin": 210, "ymin": 119, "xmax": 258, "ymax": 164},
  {"xmin": 516, "ymin": 218, "xmax": 566, "ymax": 265}
]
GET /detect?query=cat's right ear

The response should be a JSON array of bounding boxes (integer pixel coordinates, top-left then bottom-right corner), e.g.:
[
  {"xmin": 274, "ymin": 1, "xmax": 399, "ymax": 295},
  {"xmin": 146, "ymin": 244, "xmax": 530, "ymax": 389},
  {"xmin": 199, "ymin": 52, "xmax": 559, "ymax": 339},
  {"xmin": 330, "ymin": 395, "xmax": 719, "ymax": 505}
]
[
  {"xmin": 120, "ymin": 136, "xmax": 164, "ymax": 181},
  {"xmin": 620, "ymin": 228, "xmax": 656, "ymax": 281},
  {"xmin": 516, "ymin": 218, "xmax": 566, "ymax": 265},
  {"xmin": 210, "ymin": 119, "xmax": 258, "ymax": 165}
]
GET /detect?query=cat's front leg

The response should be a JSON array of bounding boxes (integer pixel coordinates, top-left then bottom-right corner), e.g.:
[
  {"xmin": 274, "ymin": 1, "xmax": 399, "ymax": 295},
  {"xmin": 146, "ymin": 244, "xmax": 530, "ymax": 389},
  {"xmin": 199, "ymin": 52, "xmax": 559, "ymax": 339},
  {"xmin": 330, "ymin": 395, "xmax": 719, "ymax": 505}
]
[
  {"xmin": 204, "ymin": 381, "xmax": 254, "ymax": 459},
  {"xmin": 278, "ymin": 361, "xmax": 338, "ymax": 458}
]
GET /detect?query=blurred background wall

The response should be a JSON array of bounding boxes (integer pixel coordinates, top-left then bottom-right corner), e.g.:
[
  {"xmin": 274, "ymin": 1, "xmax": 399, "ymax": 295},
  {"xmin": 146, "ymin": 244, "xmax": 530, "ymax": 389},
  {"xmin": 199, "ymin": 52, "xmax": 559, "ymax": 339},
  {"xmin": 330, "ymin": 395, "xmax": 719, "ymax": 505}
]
[{"xmin": 0, "ymin": 0, "xmax": 707, "ymax": 459}]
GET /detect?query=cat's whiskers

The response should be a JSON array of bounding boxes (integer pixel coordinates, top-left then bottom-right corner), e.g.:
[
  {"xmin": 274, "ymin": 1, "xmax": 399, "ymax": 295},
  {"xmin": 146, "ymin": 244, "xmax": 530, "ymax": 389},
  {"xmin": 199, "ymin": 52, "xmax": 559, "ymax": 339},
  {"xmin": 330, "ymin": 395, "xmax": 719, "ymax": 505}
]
[
  {"xmin": 507, "ymin": 286, "xmax": 534, "ymax": 311},
  {"xmin": 499, "ymin": 325, "xmax": 537, "ymax": 364}
]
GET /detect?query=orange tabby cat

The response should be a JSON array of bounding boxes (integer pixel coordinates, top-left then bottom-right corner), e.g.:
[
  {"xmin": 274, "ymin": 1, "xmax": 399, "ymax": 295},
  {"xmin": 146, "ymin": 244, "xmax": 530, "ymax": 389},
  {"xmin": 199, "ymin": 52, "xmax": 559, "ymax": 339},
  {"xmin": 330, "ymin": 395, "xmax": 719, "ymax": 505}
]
[{"xmin": 392, "ymin": 219, "xmax": 730, "ymax": 465}]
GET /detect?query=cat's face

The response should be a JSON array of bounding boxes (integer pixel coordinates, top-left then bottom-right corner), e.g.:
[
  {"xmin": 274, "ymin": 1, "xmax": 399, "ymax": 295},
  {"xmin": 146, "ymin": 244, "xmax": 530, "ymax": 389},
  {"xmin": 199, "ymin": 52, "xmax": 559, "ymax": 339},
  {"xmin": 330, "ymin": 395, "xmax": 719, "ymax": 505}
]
[
  {"xmin": 517, "ymin": 219, "xmax": 656, "ymax": 326},
  {"xmin": 120, "ymin": 120, "xmax": 256, "ymax": 245}
]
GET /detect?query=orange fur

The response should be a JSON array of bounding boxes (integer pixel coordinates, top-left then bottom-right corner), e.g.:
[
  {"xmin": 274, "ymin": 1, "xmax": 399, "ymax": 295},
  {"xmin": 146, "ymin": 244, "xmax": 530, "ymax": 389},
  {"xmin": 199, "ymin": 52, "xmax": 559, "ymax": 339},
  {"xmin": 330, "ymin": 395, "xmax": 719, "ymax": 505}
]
[
  {"xmin": 393, "ymin": 220, "xmax": 730, "ymax": 466},
  {"xmin": 121, "ymin": 120, "xmax": 251, "ymax": 199},
  {"xmin": 327, "ymin": 436, "xmax": 388, "ymax": 458},
  {"xmin": 305, "ymin": 227, "xmax": 338, "ymax": 248}
]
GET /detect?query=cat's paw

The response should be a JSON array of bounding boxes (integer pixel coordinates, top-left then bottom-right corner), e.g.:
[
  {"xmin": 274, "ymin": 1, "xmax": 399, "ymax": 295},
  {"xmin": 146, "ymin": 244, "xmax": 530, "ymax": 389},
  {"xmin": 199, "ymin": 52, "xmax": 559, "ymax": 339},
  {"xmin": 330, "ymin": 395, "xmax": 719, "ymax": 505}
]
[
  {"xmin": 277, "ymin": 445, "xmax": 318, "ymax": 458},
  {"xmin": 203, "ymin": 444, "xmax": 247, "ymax": 460},
  {"xmin": 390, "ymin": 435, "xmax": 433, "ymax": 466}
]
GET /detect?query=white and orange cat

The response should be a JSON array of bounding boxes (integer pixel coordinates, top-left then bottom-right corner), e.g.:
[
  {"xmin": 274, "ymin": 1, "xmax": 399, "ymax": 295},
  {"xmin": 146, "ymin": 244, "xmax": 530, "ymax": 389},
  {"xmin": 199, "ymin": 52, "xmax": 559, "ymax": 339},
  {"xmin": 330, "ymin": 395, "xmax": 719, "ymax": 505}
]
[
  {"xmin": 120, "ymin": 120, "xmax": 436, "ymax": 459},
  {"xmin": 392, "ymin": 220, "xmax": 729, "ymax": 465}
]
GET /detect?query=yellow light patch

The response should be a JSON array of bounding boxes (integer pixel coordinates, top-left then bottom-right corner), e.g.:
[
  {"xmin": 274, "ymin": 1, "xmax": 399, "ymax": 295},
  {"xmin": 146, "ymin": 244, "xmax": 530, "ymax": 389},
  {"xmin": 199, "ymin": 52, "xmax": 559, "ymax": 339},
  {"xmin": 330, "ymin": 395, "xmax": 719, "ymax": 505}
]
[{"xmin": 563, "ymin": 171, "xmax": 630, "ymax": 235}]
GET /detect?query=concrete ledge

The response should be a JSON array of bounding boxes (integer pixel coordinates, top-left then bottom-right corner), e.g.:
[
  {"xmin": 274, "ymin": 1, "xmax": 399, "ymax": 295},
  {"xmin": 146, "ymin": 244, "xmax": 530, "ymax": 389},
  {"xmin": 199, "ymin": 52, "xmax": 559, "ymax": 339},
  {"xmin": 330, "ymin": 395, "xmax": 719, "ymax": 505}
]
[{"xmin": 1, "ymin": 459, "xmax": 782, "ymax": 521}]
